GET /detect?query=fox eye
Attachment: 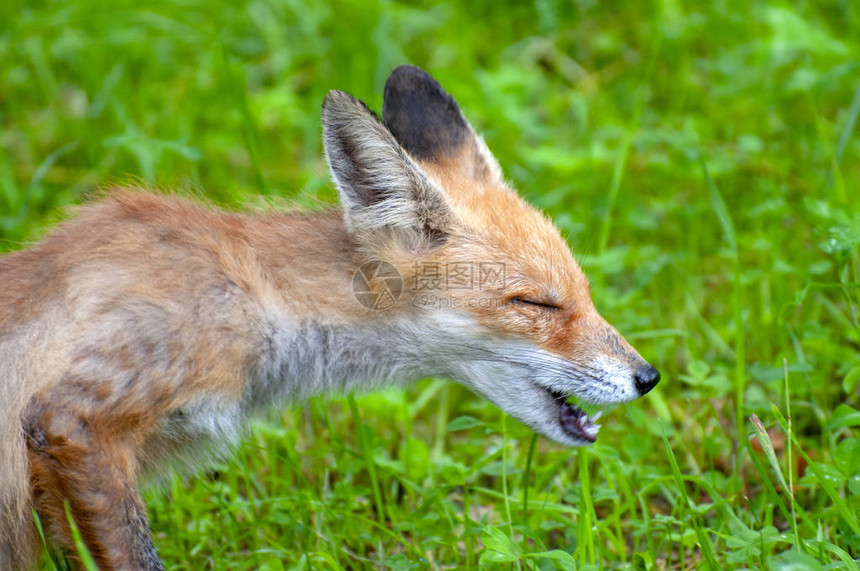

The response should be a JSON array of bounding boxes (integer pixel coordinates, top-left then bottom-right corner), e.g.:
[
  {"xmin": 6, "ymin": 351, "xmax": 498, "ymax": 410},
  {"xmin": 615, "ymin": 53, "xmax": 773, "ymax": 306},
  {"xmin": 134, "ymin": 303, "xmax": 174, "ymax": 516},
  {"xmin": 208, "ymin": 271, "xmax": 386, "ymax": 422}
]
[{"xmin": 510, "ymin": 296, "xmax": 561, "ymax": 311}]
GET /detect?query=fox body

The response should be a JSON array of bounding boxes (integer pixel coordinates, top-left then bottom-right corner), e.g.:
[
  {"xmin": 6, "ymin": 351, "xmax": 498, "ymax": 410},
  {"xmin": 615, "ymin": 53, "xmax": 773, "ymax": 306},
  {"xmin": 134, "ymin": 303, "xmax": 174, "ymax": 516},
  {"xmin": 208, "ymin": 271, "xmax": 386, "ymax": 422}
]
[{"xmin": 0, "ymin": 66, "xmax": 659, "ymax": 570}]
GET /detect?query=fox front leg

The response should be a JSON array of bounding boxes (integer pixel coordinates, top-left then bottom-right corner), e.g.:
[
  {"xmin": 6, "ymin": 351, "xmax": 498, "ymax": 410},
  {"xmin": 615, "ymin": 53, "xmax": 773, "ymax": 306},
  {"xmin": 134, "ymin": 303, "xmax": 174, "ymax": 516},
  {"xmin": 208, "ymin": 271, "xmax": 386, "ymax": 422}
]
[{"xmin": 25, "ymin": 400, "xmax": 165, "ymax": 571}]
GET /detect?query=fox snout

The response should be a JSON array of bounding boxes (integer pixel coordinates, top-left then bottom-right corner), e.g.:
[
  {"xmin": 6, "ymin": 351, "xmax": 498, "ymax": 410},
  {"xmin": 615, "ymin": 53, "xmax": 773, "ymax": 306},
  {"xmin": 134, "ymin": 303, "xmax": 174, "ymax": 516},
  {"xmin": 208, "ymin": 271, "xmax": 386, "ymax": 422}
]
[{"xmin": 582, "ymin": 322, "xmax": 661, "ymax": 405}]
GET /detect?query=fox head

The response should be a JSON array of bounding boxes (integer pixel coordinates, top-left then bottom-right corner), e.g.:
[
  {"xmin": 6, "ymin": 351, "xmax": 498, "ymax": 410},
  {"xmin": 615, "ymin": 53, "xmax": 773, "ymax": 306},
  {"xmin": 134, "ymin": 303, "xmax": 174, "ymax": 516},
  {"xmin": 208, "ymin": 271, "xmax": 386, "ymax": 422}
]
[{"xmin": 322, "ymin": 65, "xmax": 659, "ymax": 447}]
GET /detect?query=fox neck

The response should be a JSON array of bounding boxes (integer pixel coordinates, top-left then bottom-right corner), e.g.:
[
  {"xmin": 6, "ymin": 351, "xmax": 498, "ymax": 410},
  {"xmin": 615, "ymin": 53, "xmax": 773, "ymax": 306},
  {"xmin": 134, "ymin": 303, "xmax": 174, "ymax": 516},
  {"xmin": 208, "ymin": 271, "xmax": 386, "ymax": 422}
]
[
  {"xmin": 242, "ymin": 209, "xmax": 452, "ymax": 407},
  {"xmin": 249, "ymin": 317, "xmax": 441, "ymax": 407}
]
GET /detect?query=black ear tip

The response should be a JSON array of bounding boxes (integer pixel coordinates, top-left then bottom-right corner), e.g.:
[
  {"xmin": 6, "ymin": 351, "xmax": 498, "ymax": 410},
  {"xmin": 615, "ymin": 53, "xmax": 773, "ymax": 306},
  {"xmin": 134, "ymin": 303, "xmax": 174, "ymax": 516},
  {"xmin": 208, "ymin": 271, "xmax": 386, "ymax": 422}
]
[
  {"xmin": 384, "ymin": 65, "xmax": 443, "ymax": 97},
  {"xmin": 382, "ymin": 65, "xmax": 469, "ymax": 161},
  {"xmin": 388, "ymin": 64, "xmax": 432, "ymax": 80}
]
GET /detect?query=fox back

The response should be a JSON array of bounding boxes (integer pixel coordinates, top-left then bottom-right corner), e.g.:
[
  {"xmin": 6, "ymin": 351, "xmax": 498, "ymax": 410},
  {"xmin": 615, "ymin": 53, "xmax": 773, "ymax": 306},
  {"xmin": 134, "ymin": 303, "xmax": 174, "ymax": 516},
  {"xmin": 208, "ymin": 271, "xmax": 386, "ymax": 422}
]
[{"xmin": 0, "ymin": 66, "xmax": 658, "ymax": 570}]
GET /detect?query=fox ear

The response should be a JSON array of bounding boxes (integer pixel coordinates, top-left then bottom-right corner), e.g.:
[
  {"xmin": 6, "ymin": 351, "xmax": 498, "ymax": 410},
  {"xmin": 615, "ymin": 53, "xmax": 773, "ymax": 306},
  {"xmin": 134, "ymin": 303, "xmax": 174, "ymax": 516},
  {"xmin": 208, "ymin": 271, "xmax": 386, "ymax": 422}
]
[
  {"xmin": 383, "ymin": 65, "xmax": 502, "ymax": 185},
  {"xmin": 322, "ymin": 90, "xmax": 452, "ymax": 249}
]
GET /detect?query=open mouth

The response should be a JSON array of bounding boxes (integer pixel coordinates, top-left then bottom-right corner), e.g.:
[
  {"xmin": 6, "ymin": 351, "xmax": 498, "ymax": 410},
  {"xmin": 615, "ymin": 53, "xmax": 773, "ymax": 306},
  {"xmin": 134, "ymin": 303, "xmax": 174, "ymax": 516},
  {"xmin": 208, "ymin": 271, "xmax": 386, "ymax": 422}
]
[{"xmin": 546, "ymin": 387, "xmax": 602, "ymax": 443}]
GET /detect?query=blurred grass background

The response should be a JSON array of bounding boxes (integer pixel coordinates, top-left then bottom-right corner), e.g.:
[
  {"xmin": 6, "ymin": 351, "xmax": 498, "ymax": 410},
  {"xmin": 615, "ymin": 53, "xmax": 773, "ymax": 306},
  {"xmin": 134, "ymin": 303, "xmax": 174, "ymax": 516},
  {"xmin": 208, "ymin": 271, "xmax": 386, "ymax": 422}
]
[{"xmin": 2, "ymin": 0, "xmax": 859, "ymax": 569}]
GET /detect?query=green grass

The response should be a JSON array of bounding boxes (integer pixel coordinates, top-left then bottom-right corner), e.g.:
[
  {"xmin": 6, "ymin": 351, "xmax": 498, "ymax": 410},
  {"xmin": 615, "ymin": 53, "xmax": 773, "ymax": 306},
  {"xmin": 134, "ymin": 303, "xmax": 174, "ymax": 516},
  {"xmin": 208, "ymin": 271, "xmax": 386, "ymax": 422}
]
[{"xmin": 2, "ymin": 0, "xmax": 859, "ymax": 568}]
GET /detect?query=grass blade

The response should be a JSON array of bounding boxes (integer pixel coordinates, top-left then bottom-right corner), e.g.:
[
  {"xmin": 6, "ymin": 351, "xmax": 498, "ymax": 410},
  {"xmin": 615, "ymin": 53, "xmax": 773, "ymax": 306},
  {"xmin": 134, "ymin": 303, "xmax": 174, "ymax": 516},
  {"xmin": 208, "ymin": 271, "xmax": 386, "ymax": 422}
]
[
  {"xmin": 661, "ymin": 425, "xmax": 722, "ymax": 570},
  {"xmin": 770, "ymin": 405, "xmax": 860, "ymax": 537}
]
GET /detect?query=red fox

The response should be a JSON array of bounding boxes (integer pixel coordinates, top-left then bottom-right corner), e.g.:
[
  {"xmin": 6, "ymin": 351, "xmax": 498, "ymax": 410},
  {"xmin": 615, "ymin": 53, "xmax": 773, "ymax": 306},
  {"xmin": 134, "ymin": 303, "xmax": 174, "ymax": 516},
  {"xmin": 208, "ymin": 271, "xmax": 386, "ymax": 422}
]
[{"xmin": 0, "ymin": 66, "xmax": 659, "ymax": 570}]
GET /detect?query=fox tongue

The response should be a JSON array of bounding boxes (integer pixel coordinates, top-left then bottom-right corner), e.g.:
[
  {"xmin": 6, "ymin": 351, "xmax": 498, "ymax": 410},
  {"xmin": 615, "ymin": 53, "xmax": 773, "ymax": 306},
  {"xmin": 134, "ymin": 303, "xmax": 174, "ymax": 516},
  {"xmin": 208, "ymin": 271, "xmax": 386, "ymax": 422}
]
[{"xmin": 558, "ymin": 400, "xmax": 600, "ymax": 443}]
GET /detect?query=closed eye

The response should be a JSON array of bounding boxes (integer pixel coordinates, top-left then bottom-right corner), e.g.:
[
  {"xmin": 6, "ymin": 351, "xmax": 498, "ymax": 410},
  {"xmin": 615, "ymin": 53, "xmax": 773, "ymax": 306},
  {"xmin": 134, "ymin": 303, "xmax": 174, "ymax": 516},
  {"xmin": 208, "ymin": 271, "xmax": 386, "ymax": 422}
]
[{"xmin": 510, "ymin": 296, "xmax": 561, "ymax": 311}]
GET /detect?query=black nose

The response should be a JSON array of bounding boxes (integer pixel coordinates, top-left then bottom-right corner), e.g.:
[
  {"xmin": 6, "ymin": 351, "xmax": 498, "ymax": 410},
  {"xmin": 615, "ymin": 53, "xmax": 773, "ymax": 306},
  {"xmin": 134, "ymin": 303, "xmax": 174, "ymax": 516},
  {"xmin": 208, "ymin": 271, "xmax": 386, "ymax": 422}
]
[{"xmin": 634, "ymin": 365, "xmax": 660, "ymax": 396}]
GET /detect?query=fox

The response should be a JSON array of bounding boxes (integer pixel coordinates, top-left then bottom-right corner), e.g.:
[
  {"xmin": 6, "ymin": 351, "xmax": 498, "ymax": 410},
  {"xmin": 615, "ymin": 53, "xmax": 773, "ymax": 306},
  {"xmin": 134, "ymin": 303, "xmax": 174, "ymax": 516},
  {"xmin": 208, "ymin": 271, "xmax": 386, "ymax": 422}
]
[{"xmin": 0, "ymin": 65, "xmax": 659, "ymax": 570}]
